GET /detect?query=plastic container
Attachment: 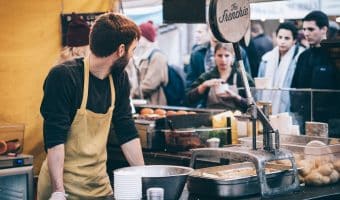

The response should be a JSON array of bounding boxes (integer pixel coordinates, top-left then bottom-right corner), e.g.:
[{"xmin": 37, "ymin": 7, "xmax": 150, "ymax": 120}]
[
  {"xmin": 238, "ymin": 134, "xmax": 340, "ymax": 186},
  {"xmin": 147, "ymin": 187, "xmax": 164, "ymax": 200},
  {"xmin": 163, "ymin": 129, "xmax": 202, "ymax": 152},
  {"xmin": 0, "ymin": 123, "xmax": 25, "ymax": 154},
  {"xmin": 163, "ymin": 127, "xmax": 229, "ymax": 151},
  {"xmin": 195, "ymin": 127, "xmax": 229, "ymax": 147}
]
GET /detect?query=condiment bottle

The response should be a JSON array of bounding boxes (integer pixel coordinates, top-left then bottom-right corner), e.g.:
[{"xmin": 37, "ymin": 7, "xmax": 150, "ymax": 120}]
[
  {"xmin": 226, "ymin": 117, "xmax": 232, "ymax": 145},
  {"xmin": 147, "ymin": 187, "xmax": 164, "ymax": 200}
]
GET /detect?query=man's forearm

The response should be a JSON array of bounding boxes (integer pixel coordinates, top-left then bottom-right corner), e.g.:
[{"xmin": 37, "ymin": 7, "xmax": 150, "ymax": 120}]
[
  {"xmin": 47, "ymin": 144, "xmax": 65, "ymax": 192},
  {"xmin": 121, "ymin": 138, "xmax": 145, "ymax": 166}
]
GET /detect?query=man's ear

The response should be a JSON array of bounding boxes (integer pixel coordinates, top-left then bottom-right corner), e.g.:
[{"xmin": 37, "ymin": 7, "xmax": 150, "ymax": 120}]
[
  {"xmin": 321, "ymin": 26, "xmax": 328, "ymax": 39},
  {"xmin": 117, "ymin": 44, "xmax": 125, "ymax": 57}
]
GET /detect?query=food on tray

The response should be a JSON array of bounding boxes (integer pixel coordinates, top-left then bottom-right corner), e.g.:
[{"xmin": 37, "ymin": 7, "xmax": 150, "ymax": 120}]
[
  {"xmin": 176, "ymin": 110, "xmax": 188, "ymax": 115},
  {"xmin": 166, "ymin": 110, "xmax": 177, "ymax": 116},
  {"xmin": 164, "ymin": 130, "xmax": 203, "ymax": 151},
  {"xmin": 318, "ymin": 163, "xmax": 334, "ymax": 176},
  {"xmin": 140, "ymin": 108, "xmax": 154, "ymax": 115},
  {"xmin": 329, "ymin": 170, "xmax": 339, "ymax": 183},
  {"xmin": 0, "ymin": 140, "xmax": 7, "ymax": 154},
  {"xmin": 334, "ymin": 160, "xmax": 340, "ymax": 171},
  {"xmin": 0, "ymin": 139, "xmax": 21, "ymax": 155},
  {"xmin": 6, "ymin": 140, "xmax": 21, "ymax": 153},
  {"xmin": 305, "ymin": 170, "xmax": 326, "ymax": 186},
  {"xmin": 139, "ymin": 114, "xmax": 164, "ymax": 120},
  {"xmin": 296, "ymin": 156, "xmax": 340, "ymax": 186},
  {"xmin": 198, "ymin": 167, "xmax": 277, "ymax": 180},
  {"xmin": 297, "ymin": 159, "xmax": 314, "ymax": 176},
  {"xmin": 187, "ymin": 111, "xmax": 197, "ymax": 114},
  {"xmin": 154, "ymin": 108, "xmax": 167, "ymax": 116}
]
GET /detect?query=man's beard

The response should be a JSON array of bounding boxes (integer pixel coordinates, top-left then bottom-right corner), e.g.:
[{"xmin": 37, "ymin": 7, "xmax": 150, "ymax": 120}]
[{"xmin": 111, "ymin": 54, "xmax": 130, "ymax": 74}]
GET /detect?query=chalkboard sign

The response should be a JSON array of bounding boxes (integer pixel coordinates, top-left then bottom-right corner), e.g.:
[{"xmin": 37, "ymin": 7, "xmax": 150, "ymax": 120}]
[
  {"xmin": 163, "ymin": 0, "xmax": 206, "ymax": 23},
  {"xmin": 60, "ymin": 12, "xmax": 104, "ymax": 46},
  {"xmin": 209, "ymin": 0, "xmax": 250, "ymax": 43}
]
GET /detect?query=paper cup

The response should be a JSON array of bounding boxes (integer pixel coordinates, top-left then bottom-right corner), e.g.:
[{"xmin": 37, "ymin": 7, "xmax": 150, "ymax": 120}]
[
  {"xmin": 254, "ymin": 77, "xmax": 270, "ymax": 89},
  {"xmin": 215, "ymin": 83, "xmax": 229, "ymax": 95},
  {"xmin": 114, "ymin": 170, "xmax": 142, "ymax": 200}
]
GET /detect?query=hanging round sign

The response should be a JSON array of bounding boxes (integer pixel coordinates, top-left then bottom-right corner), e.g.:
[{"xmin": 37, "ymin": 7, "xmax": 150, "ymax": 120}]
[{"xmin": 209, "ymin": 0, "xmax": 250, "ymax": 43}]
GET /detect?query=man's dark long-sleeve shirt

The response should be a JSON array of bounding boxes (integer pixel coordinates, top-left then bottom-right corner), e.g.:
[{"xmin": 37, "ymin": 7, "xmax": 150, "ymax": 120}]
[
  {"xmin": 291, "ymin": 46, "xmax": 340, "ymax": 124},
  {"xmin": 291, "ymin": 47, "xmax": 339, "ymax": 89},
  {"xmin": 40, "ymin": 58, "xmax": 138, "ymax": 150}
]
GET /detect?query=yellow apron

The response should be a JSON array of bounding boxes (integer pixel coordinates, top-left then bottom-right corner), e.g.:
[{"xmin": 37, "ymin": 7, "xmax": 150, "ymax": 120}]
[{"xmin": 38, "ymin": 57, "xmax": 115, "ymax": 200}]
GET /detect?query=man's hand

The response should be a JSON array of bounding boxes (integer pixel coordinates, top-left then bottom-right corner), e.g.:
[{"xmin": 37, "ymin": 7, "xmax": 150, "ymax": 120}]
[{"xmin": 49, "ymin": 192, "xmax": 67, "ymax": 200}]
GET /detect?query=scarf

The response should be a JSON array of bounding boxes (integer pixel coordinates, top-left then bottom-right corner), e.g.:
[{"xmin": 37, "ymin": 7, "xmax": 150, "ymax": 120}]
[{"xmin": 262, "ymin": 46, "xmax": 296, "ymax": 114}]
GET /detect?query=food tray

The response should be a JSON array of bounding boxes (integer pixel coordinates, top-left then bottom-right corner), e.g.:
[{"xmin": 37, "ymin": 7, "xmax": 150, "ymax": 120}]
[
  {"xmin": 187, "ymin": 162, "xmax": 296, "ymax": 198},
  {"xmin": 238, "ymin": 134, "xmax": 340, "ymax": 158},
  {"xmin": 162, "ymin": 127, "xmax": 229, "ymax": 152},
  {"xmin": 0, "ymin": 123, "xmax": 25, "ymax": 154},
  {"xmin": 239, "ymin": 135, "xmax": 340, "ymax": 186}
]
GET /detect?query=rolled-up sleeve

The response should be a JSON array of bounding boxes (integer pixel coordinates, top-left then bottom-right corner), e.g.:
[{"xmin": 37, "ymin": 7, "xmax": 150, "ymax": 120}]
[
  {"xmin": 112, "ymin": 72, "xmax": 139, "ymax": 145},
  {"xmin": 40, "ymin": 66, "xmax": 73, "ymax": 150}
]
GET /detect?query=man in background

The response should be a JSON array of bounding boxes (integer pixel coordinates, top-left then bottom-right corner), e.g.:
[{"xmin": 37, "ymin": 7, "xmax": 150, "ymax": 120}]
[
  {"xmin": 249, "ymin": 21, "xmax": 273, "ymax": 77},
  {"xmin": 291, "ymin": 11, "xmax": 340, "ymax": 136}
]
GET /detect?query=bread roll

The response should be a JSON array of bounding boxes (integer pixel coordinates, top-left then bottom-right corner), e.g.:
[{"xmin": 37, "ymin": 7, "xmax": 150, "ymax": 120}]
[
  {"xmin": 333, "ymin": 160, "xmax": 340, "ymax": 172},
  {"xmin": 318, "ymin": 163, "xmax": 334, "ymax": 176},
  {"xmin": 176, "ymin": 110, "xmax": 188, "ymax": 115},
  {"xmin": 140, "ymin": 108, "xmax": 154, "ymax": 115},
  {"xmin": 154, "ymin": 108, "xmax": 167, "ymax": 116},
  {"xmin": 321, "ymin": 176, "xmax": 331, "ymax": 185},
  {"xmin": 305, "ymin": 170, "xmax": 323, "ymax": 186},
  {"xmin": 329, "ymin": 170, "xmax": 339, "ymax": 183},
  {"xmin": 298, "ymin": 159, "xmax": 315, "ymax": 177},
  {"xmin": 166, "ymin": 110, "xmax": 177, "ymax": 116}
]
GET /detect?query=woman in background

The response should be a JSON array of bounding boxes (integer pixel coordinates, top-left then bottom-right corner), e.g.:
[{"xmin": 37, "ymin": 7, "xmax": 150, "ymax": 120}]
[
  {"xmin": 57, "ymin": 13, "xmax": 90, "ymax": 64},
  {"xmin": 258, "ymin": 22, "xmax": 304, "ymax": 114},
  {"xmin": 186, "ymin": 43, "xmax": 254, "ymax": 111}
]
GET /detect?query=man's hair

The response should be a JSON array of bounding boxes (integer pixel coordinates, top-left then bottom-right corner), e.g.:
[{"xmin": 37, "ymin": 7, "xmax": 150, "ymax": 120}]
[
  {"xmin": 214, "ymin": 42, "xmax": 235, "ymax": 55},
  {"xmin": 303, "ymin": 10, "xmax": 329, "ymax": 29},
  {"xmin": 90, "ymin": 13, "xmax": 140, "ymax": 57},
  {"xmin": 276, "ymin": 22, "xmax": 298, "ymax": 40},
  {"xmin": 251, "ymin": 22, "xmax": 264, "ymax": 34}
]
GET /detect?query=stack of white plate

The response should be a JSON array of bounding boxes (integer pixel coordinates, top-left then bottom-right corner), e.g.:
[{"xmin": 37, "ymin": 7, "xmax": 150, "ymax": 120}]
[{"xmin": 114, "ymin": 170, "xmax": 142, "ymax": 200}]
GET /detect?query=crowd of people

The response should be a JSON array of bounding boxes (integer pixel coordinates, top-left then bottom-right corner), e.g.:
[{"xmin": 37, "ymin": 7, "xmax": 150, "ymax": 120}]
[
  {"xmin": 125, "ymin": 10, "xmax": 339, "ymax": 130},
  {"xmin": 38, "ymin": 10, "xmax": 339, "ymax": 199}
]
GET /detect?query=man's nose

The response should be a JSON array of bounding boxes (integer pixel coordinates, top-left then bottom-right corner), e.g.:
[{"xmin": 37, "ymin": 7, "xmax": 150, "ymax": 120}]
[{"xmin": 303, "ymin": 30, "xmax": 309, "ymax": 36}]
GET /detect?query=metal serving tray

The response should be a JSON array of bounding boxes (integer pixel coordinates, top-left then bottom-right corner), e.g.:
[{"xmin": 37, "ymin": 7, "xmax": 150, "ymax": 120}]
[{"xmin": 187, "ymin": 162, "xmax": 296, "ymax": 198}]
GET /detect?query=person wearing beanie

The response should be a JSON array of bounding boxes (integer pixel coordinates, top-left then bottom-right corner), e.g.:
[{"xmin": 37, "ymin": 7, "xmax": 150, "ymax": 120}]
[
  {"xmin": 57, "ymin": 13, "xmax": 90, "ymax": 64},
  {"xmin": 128, "ymin": 20, "xmax": 169, "ymax": 105},
  {"xmin": 139, "ymin": 20, "xmax": 157, "ymax": 42}
]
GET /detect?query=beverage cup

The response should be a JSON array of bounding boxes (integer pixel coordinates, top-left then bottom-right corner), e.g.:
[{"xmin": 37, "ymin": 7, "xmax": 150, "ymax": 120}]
[
  {"xmin": 215, "ymin": 83, "xmax": 229, "ymax": 95},
  {"xmin": 254, "ymin": 77, "xmax": 270, "ymax": 89}
]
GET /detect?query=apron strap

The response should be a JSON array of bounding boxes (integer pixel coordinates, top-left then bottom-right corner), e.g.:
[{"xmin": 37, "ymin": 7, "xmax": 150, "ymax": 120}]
[
  {"xmin": 81, "ymin": 57, "xmax": 116, "ymax": 109},
  {"xmin": 108, "ymin": 75, "xmax": 115, "ymax": 107},
  {"xmin": 81, "ymin": 57, "xmax": 90, "ymax": 110}
]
